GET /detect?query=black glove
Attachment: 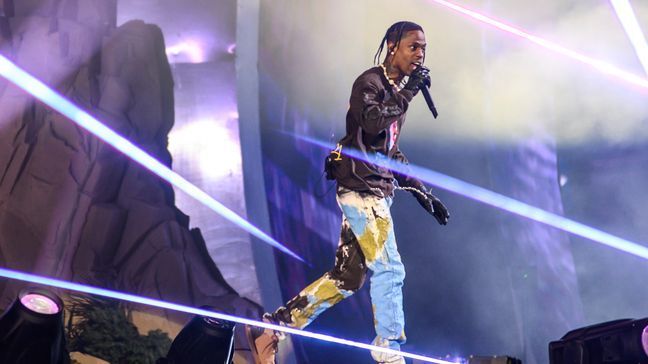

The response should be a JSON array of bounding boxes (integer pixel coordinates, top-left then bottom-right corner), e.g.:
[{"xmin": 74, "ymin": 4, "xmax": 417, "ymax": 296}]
[
  {"xmin": 403, "ymin": 65, "xmax": 431, "ymax": 96},
  {"xmin": 412, "ymin": 187, "xmax": 450, "ymax": 225}
]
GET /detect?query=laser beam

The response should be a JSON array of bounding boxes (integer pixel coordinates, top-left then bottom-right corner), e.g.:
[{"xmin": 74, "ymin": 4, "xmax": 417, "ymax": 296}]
[
  {"xmin": 293, "ymin": 133, "xmax": 648, "ymax": 261},
  {"xmin": 427, "ymin": 0, "xmax": 648, "ymax": 91},
  {"xmin": 611, "ymin": 0, "xmax": 648, "ymax": 76},
  {"xmin": 0, "ymin": 55, "xmax": 305, "ymax": 263},
  {"xmin": 0, "ymin": 267, "xmax": 460, "ymax": 364}
]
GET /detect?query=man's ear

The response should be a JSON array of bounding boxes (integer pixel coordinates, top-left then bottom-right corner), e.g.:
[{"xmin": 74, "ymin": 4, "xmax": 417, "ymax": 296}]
[{"xmin": 387, "ymin": 42, "xmax": 397, "ymax": 54}]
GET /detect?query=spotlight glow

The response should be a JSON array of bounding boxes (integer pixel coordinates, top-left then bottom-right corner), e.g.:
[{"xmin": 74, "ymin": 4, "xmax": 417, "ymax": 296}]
[
  {"xmin": 427, "ymin": 0, "xmax": 648, "ymax": 91},
  {"xmin": 168, "ymin": 119, "xmax": 241, "ymax": 179},
  {"xmin": 293, "ymin": 133, "xmax": 648, "ymax": 261},
  {"xmin": 0, "ymin": 267, "xmax": 459, "ymax": 364},
  {"xmin": 20, "ymin": 294, "xmax": 60, "ymax": 314},
  {"xmin": 611, "ymin": 0, "xmax": 648, "ymax": 76},
  {"xmin": 0, "ymin": 55, "xmax": 305, "ymax": 263},
  {"xmin": 165, "ymin": 40, "xmax": 206, "ymax": 63}
]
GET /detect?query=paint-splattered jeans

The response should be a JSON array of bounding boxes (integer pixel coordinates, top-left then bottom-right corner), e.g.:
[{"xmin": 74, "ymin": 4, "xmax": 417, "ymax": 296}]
[{"xmin": 270, "ymin": 186, "xmax": 406, "ymax": 363}]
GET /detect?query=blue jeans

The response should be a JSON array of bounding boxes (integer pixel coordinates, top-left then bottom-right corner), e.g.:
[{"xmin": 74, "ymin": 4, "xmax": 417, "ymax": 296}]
[
  {"xmin": 337, "ymin": 188, "xmax": 406, "ymax": 362},
  {"xmin": 271, "ymin": 187, "xmax": 406, "ymax": 363}
]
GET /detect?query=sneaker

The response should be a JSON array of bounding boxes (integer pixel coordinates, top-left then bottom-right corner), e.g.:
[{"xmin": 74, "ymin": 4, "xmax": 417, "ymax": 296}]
[
  {"xmin": 371, "ymin": 336, "xmax": 406, "ymax": 364},
  {"xmin": 378, "ymin": 358, "xmax": 406, "ymax": 364},
  {"xmin": 246, "ymin": 314, "xmax": 281, "ymax": 364}
]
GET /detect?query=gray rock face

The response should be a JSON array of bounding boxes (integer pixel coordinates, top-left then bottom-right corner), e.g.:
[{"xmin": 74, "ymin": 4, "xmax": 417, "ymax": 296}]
[{"xmin": 0, "ymin": 0, "xmax": 259, "ymax": 327}]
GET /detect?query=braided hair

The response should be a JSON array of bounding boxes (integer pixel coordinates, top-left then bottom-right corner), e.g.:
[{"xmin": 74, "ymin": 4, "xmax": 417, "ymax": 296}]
[{"xmin": 373, "ymin": 21, "xmax": 425, "ymax": 65}]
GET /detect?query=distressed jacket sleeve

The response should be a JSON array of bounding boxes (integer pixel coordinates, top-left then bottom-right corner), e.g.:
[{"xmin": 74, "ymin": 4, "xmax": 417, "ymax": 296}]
[
  {"xmin": 392, "ymin": 148, "xmax": 425, "ymax": 190},
  {"xmin": 350, "ymin": 75, "xmax": 415, "ymax": 135}
]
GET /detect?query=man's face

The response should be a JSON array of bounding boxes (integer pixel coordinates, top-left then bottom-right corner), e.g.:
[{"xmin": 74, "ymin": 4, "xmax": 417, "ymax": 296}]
[{"xmin": 390, "ymin": 30, "xmax": 427, "ymax": 76}]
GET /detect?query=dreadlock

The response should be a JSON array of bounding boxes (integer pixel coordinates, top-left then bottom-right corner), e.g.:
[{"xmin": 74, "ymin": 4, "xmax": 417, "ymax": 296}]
[{"xmin": 373, "ymin": 21, "xmax": 424, "ymax": 65}]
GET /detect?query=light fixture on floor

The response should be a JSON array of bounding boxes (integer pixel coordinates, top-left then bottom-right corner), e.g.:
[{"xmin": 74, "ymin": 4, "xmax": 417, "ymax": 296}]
[
  {"xmin": 158, "ymin": 313, "xmax": 235, "ymax": 364},
  {"xmin": 0, "ymin": 287, "xmax": 67, "ymax": 364}
]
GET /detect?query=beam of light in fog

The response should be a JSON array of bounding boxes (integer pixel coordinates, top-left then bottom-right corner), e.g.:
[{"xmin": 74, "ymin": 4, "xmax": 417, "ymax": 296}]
[
  {"xmin": 292, "ymin": 133, "xmax": 648, "ymax": 261},
  {"xmin": 0, "ymin": 267, "xmax": 461, "ymax": 364},
  {"xmin": 426, "ymin": 0, "xmax": 648, "ymax": 91},
  {"xmin": 611, "ymin": 0, "xmax": 648, "ymax": 76},
  {"xmin": 0, "ymin": 55, "xmax": 306, "ymax": 263}
]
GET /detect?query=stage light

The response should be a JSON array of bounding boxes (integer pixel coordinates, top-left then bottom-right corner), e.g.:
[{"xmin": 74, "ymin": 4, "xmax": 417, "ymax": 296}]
[
  {"xmin": 20, "ymin": 292, "xmax": 60, "ymax": 314},
  {"xmin": 291, "ymin": 133, "xmax": 648, "ymax": 261},
  {"xmin": 0, "ymin": 287, "xmax": 67, "ymax": 364},
  {"xmin": 0, "ymin": 54, "xmax": 305, "ymax": 263},
  {"xmin": 611, "ymin": 0, "xmax": 648, "ymax": 76},
  {"xmin": 426, "ymin": 0, "xmax": 648, "ymax": 91},
  {"xmin": 0, "ymin": 267, "xmax": 458, "ymax": 364},
  {"xmin": 158, "ymin": 314, "xmax": 235, "ymax": 364},
  {"xmin": 549, "ymin": 317, "xmax": 648, "ymax": 364}
]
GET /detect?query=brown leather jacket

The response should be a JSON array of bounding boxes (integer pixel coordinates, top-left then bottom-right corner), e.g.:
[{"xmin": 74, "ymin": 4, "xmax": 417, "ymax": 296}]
[{"xmin": 332, "ymin": 66, "xmax": 424, "ymax": 197}]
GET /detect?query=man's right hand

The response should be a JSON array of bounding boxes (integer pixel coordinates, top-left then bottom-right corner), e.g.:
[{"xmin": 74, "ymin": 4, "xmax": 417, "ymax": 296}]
[{"xmin": 403, "ymin": 65, "xmax": 431, "ymax": 95}]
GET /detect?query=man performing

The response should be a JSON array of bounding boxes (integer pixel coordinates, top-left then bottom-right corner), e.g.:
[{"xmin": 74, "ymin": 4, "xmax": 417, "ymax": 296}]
[{"xmin": 247, "ymin": 21, "xmax": 450, "ymax": 364}]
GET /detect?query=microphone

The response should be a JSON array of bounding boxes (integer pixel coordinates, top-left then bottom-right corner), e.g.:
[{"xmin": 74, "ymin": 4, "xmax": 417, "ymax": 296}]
[
  {"xmin": 420, "ymin": 78, "xmax": 438, "ymax": 119},
  {"xmin": 413, "ymin": 65, "xmax": 438, "ymax": 118}
]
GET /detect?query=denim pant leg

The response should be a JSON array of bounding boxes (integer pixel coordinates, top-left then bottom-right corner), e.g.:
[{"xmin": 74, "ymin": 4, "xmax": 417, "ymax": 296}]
[
  {"xmin": 337, "ymin": 189, "xmax": 407, "ymax": 360},
  {"xmin": 271, "ymin": 216, "xmax": 368, "ymax": 329}
]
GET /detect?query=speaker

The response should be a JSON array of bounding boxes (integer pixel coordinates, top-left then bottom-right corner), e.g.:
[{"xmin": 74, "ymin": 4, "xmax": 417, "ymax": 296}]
[{"xmin": 549, "ymin": 318, "xmax": 648, "ymax": 364}]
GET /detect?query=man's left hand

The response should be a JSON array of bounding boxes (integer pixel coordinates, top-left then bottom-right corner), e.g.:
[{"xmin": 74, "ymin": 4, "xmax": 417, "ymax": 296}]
[{"xmin": 412, "ymin": 188, "xmax": 450, "ymax": 225}]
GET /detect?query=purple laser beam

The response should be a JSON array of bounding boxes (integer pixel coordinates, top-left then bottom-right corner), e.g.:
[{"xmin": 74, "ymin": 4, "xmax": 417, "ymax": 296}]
[
  {"xmin": 427, "ymin": 0, "xmax": 648, "ymax": 91},
  {"xmin": 292, "ymin": 132, "xmax": 648, "ymax": 261},
  {"xmin": 0, "ymin": 267, "xmax": 460, "ymax": 364},
  {"xmin": 0, "ymin": 55, "xmax": 305, "ymax": 263}
]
